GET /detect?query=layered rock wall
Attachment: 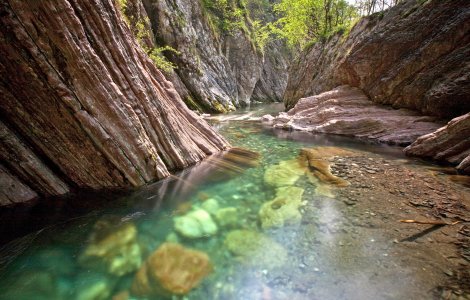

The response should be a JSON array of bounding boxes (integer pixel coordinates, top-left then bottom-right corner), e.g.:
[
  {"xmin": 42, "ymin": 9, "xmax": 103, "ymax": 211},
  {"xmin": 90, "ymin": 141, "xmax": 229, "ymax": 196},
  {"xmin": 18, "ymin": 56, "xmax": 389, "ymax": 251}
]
[
  {"xmin": 284, "ymin": 0, "xmax": 470, "ymax": 118},
  {"xmin": 141, "ymin": 0, "xmax": 290, "ymax": 112},
  {"xmin": 0, "ymin": 0, "xmax": 228, "ymax": 204}
]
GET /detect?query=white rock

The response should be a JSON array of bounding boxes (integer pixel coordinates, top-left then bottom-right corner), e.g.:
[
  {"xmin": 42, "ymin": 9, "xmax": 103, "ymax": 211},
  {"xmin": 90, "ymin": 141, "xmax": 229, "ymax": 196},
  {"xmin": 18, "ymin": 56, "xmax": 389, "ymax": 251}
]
[{"xmin": 174, "ymin": 209, "xmax": 218, "ymax": 238}]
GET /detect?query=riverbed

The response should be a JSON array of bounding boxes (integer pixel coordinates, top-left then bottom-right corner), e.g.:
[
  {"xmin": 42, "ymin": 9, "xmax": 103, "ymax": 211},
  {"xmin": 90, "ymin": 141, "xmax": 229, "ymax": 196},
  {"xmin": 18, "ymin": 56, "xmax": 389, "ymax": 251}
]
[{"xmin": 0, "ymin": 104, "xmax": 468, "ymax": 300}]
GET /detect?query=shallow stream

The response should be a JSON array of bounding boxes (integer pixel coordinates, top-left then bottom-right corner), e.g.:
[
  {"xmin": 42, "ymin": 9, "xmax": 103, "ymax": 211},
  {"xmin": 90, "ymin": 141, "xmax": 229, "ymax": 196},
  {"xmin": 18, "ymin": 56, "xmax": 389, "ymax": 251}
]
[{"xmin": 0, "ymin": 104, "xmax": 468, "ymax": 300}]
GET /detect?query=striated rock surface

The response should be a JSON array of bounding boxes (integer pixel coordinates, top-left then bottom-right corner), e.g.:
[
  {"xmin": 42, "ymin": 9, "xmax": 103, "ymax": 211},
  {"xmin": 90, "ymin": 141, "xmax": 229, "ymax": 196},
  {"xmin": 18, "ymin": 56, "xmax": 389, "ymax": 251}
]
[
  {"xmin": 405, "ymin": 113, "xmax": 470, "ymax": 174},
  {"xmin": 284, "ymin": 0, "xmax": 470, "ymax": 118},
  {"xmin": 131, "ymin": 242, "xmax": 212, "ymax": 296},
  {"xmin": 0, "ymin": 0, "xmax": 228, "ymax": 204},
  {"xmin": 270, "ymin": 86, "xmax": 442, "ymax": 145}
]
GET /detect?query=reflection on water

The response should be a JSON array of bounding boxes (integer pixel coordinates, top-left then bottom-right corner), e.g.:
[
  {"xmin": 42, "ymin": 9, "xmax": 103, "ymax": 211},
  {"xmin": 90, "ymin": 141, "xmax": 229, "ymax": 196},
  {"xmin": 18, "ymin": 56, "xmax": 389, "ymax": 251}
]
[{"xmin": 0, "ymin": 104, "xmax": 462, "ymax": 299}]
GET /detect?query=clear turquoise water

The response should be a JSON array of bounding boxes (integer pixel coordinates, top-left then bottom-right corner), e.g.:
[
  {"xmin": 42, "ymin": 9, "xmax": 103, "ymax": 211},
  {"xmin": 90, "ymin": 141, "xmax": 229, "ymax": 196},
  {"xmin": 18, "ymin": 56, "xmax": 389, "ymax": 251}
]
[{"xmin": 0, "ymin": 104, "xmax": 453, "ymax": 300}]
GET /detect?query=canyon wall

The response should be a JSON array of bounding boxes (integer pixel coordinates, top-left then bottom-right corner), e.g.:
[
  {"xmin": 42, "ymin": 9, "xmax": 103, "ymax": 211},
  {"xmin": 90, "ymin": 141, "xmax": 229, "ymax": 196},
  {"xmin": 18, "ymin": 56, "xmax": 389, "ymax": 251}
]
[
  {"xmin": 0, "ymin": 0, "xmax": 228, "ymax": 205},
  {"xmin": 139, "ymin": 0, "xmax": 290, "ymax": 112},
  {"xmin": 284, "ymin": 0, "xmax": 470, "ymax": 119}
]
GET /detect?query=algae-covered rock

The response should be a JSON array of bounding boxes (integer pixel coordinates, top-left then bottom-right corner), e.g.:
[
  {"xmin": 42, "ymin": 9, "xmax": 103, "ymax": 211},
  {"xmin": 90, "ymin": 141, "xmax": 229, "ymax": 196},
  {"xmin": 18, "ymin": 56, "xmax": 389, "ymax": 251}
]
[
  {"xmin": 131, "ymin": 242, "xmax": 212, "ymax": 297},
  {"xmin": 259, "ymin": 186, "xmax": 305, "ymax": 229},
  {"xmin": 215, "ymin": 207, "xmax": 239, "ymax": 228},
  {"xmin": 224, "ymin": 230, "xmax": 287, "ymax": 269},
  {"xmin": 79, "ymin": 217, "xmax": 142, "ymax": 276},
  {"xmin": 264, "ymin": 159, "xmax": 306, "ymax": 187},
  {"xmin": 174, "ymin": 209, "xmax": 218, "ymax": 238}
]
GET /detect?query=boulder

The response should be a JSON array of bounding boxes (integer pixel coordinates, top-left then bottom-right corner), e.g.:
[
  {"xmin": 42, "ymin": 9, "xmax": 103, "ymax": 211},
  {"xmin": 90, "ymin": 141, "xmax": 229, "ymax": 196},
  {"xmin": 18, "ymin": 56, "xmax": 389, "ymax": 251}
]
[
  {"xmin": 215, "ymin": 207, "xmax": 239, "ymax": 228},
  {"xmin": 405, "ymin": 113, "xmax": 470, "ymax": 174},
  {"xmin": 174, "ymin": 209, "xmax": 218, "ymax": 238},
  {"xmin": 131, "ymin": 242, "xmax": 212, "ymax": 296},
  {"xmin": 79, "ymin": 217, "xmax": 142, "ymax": 276}
]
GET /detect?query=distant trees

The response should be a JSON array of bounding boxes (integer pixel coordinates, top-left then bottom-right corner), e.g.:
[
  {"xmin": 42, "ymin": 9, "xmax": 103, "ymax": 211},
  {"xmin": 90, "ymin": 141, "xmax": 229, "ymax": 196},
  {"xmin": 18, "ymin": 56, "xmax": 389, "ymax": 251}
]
[
  {"xmin": 355, "ymin": 0, "xmax": 402, "ymax": 15},
  {"xmin": 272, "ymin": 0, "xmax": 357, "ymax": 48},
  {"xmin": 272, "ymin": 0, "xmax": 402, "ymax": 49}
]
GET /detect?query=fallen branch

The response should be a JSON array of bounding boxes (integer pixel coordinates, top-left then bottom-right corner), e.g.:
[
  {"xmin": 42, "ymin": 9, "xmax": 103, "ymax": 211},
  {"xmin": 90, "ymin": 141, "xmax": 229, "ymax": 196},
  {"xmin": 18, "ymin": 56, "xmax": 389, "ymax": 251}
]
[{"xmin": 399, "ymin": 219, "xmax": 460, "ymax": 226}]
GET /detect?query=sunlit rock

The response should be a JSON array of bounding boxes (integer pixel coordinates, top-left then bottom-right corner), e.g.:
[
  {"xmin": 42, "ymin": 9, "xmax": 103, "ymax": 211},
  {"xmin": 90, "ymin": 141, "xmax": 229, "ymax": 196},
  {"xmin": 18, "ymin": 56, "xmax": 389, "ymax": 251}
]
[
  {"xmin": 215, "ymin": 207, "xmax": 239, "ymax": 228},
  {"xmin": 174, "ymin": 209, "xmax": 218, "ymax": 238},
  {"xmin": 78, "ymin": 217, "xmax": 142, "ymax": 276},
  {"xmin": 224, "ymin": 230, "xmax": 287, "ymax": 269},
  {"xmin": 259, "ymin": 186, "xmax": 304, "ymax": 228},
  {"xmin": 131, "ymin": 242, "xmax": 212, "ymax": 296},
  {"xmin": 264, "ymin": 159, "xmax": 306, "ymax": 187}
]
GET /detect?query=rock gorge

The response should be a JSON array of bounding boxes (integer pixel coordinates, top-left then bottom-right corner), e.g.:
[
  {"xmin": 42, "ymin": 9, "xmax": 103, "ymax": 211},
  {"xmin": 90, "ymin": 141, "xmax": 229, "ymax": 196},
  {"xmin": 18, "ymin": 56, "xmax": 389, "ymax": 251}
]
[
  {"xmin": 124, "ymin": 0, "xmax": 290, "ymax": 112},
  {"xmin": 277, "ymin": 0, "xmax": 469, "ymax": 172},
  {"xmin": 0, "ymin": 0, "xmax": 229, "ymax": 205}
]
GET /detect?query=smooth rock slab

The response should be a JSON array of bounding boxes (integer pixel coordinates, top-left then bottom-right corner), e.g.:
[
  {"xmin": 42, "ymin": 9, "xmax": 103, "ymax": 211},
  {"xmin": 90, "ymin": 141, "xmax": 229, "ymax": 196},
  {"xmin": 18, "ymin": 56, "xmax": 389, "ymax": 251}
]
[{"xmin": 267, "ymin": 86, "xmax": 442, "ymax": 146}]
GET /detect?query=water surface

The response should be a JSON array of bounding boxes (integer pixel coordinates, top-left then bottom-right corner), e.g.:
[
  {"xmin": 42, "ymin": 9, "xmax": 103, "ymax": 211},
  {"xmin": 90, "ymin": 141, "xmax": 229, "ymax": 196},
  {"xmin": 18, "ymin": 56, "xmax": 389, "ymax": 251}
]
[{"xmin": 0, "ymin": 104, "xmax": 464, "ymax": 300}]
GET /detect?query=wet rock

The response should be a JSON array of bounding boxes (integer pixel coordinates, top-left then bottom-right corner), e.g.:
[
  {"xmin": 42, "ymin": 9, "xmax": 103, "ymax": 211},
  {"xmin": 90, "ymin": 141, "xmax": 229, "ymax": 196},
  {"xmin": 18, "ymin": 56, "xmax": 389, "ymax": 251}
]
[
  {"xmin": 131, "ymin": 242, "xmax": 212, "ymax": 296},
  {"xmin": 201, "ymin": 198, "xmax": 220, "ymax": 215},
  {"xmin": 224, "ymin": 230, "xmax": 287, "ymax": 269},
  {"xmin": 174, "ymin": 209, "xmax": 218, "ymax": 238},
  {"xmin": 269, "ymin": 86, "xmax": 442, "ymax": 146},
  {"xmin": 215, "ymin": 207, "xmax": 239, "ymax": 228},
  {"xmin": 79, "ymin": 217, "xmax": 142, "ymax": 276},
  {"xmin": 75, "ymin": 272, "xmax": 116, "ymax": 300},
  {"xmin": 259, "ymin": 186, "xmax": 304, "ymax": 229},
  {"xmin": 264, "ymin": 159, "xmax": 306, "ymax": 187}
]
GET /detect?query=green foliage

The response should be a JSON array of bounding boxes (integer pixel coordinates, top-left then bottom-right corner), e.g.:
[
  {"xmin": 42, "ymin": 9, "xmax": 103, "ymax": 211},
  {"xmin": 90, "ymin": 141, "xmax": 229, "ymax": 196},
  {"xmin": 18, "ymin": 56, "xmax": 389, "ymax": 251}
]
[
  {"xmin": 147, "ymin": 46, "xmax": 180, "ymax": 73},
  {"xmin": 116, "ymin": 0, "xmax": 179, "ymax": 73},
  {"xmin": 272, "ymin": 0, "xmax": 358, "ymax": 49}
]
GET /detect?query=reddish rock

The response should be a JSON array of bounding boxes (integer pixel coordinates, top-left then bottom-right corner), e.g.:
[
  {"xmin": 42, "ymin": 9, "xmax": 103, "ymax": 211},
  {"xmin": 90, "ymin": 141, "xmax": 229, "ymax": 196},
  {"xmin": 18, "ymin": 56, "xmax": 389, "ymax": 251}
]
[
  {"xmin": 405, "ymin": 113, "xmax": 470, "ymax": 174},
  {"xmin": 131, "ymin": 242, "xmax": 212, "ymax": 296},
  {"xmin": 269, "ymin": 86, "xmax": 442, "ymax": 145},
  {"xmin": 284, "ymin": 0, "xmax": 470, "ymax": 119},
  {"xmin": 0, "ymin": 0, "xmax": 228, "ymax": 204}
]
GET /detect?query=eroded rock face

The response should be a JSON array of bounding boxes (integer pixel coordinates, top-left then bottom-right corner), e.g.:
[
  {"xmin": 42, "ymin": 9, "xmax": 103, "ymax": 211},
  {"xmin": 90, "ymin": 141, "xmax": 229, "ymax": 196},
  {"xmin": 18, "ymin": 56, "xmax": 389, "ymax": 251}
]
[
  {"xmin": 284, "ymin": 0, "xmax": 470, "ymax": 118},
  {"xmin": 405, "ymin": 113, "xmax": 470, "ymax": 174},
  {"xmin": 141, "ymin": 0, "xmax": 290, "ymax": 112},
  {"xmin": 270, "ymin": 86, "xmax": 442, "ymax": 145},
  {"xmin": 0, "ymin": 0, "xmax": 228, "ymax": 204}
]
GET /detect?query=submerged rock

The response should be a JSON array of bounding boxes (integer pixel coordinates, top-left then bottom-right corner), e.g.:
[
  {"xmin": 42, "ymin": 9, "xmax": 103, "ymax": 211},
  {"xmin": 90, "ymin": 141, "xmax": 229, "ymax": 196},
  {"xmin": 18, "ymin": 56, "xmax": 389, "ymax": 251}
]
[
  {"xmin": 269, "ymin": 86, "xmax": 442, "ymax": 146},
  {"xmin": 174, "ymin": 209, "xmax": 218, "ymax": 238},
  {"xmin": 131, "ymin": 242, "xmax": 212, "ymax": 296},
  {"xmin": 215, "ymin": 207, "xmax": 239, "ymax": 228},
  {"xmin": 224, "ymin": 230, "xmax": 287, "ymax": 269},
  {"xmin": 259, "ymin": 186, "xmax": 305, "ymax": 229},
  {"xmin": 201, "ymin": 198, "xmax": 220, "ymax": 215},
  {"xmin": 74, "ymin": 272, "xmax": 116, "ymax": 300},
  {"xmin": 264, "ymin": 159, "xmax": 306, "ymax": 187},
  {"xmin": 79, "ymin": 217, "xmax": 142, "ymax": 276}
]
